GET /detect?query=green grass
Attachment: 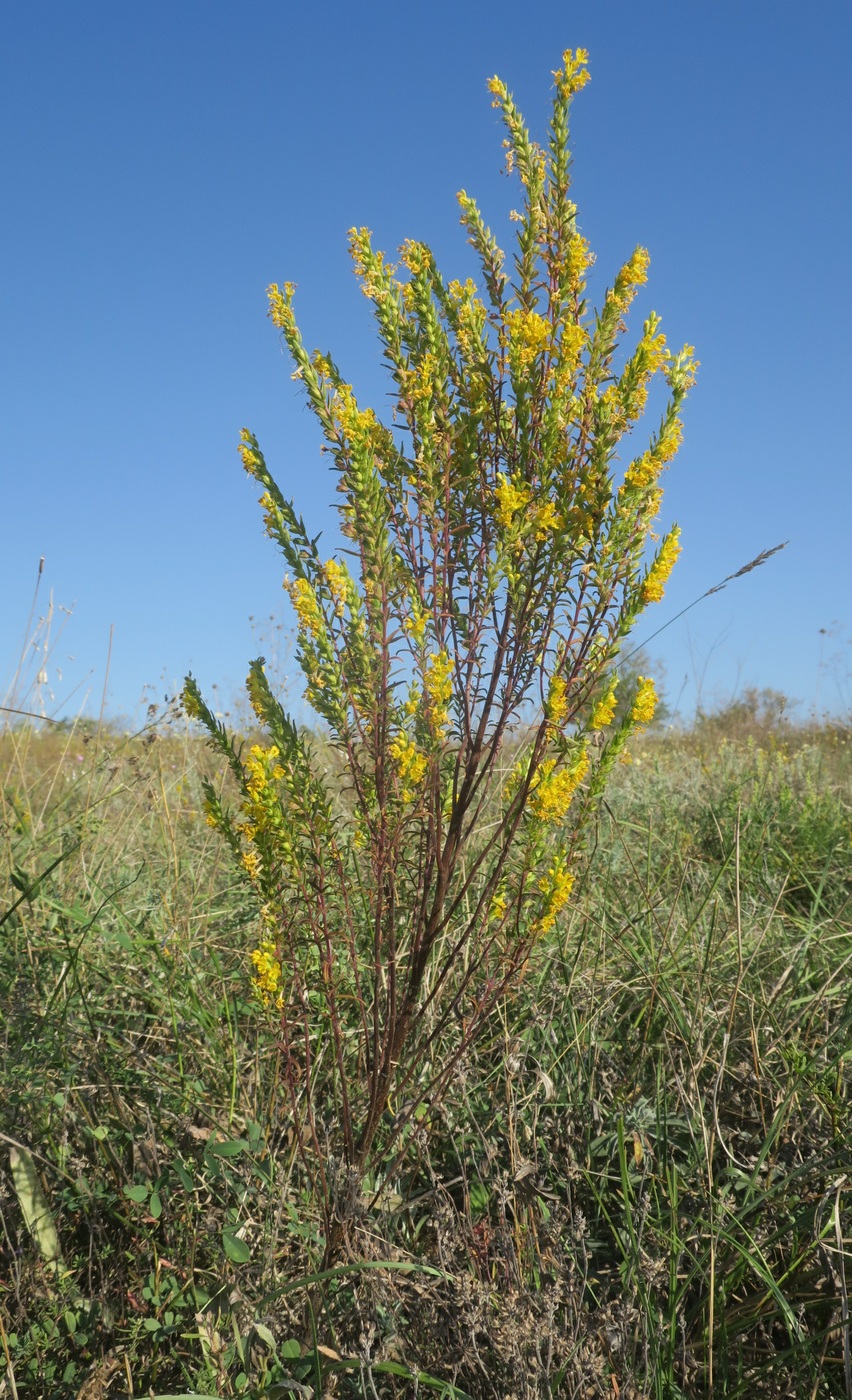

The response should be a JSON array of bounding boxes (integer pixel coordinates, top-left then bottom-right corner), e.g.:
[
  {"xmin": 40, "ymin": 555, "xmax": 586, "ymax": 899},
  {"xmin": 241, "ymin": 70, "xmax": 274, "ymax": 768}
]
[{"xmin": 1, "ymin": 714, "xmax": 850, "ymax": 1398}]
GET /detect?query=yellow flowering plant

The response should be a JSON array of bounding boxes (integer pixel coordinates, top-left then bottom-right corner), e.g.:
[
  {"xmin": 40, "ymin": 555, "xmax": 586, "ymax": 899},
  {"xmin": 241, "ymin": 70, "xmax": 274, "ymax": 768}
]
[{"xmin": 182, "ymin": 49, "xmax": 695, "ymax": 1264}]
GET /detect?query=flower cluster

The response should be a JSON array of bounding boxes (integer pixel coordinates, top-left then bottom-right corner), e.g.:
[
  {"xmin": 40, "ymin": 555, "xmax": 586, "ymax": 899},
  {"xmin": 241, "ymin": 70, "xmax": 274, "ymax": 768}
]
[
  {"xmin": 564, "ymin": 233, "xmax": 594, "ymax": 288},
  {"xmin": 534, "ymin": 857, "xmax": 575, "ymax": 935},
  {"xmin": 285, "ymin": 576, "xmax": 324, "ymax": 641},
  {"xmin": 631, "ymin": 676, "xmax": 658, "ymax": 729},
  {"xmin": 553, "ymin": 47, "xmax": 591, "ymax": 100},
  {"xmin": 642, "ymin": 528, "xmax": 682, "ymax": 604},
  {"xmin": 530, "ymin": 747, "xmax": 589, "ymax": 823},
  {"xmin": 389, "ymin": 728, "xmax": 428, "ymax": 804},
  {"xmin": 250, "ymin": 938, "xmax": 284, "ymax": 1009},
  {"xmin": 495, "ymin": 472, "xmax": 533, "ymax": 530},
  {"xmin": 505, "ymin": 308, "xmax": 550, "ymax": 369},
  {"xmin": 544, "ymin": 673, "xmax": 569, "ymax": 730},
  {"xmin": 267, "ymin": 282, "xmax": 298, "ymax": 334},
  {"xmin": 425, "ymin": 649, "xmax": 454, "ymax": 740},
  {"xmin": 623, "ymin": 416, "xmax": 683, "ymax": 491},
  {"xmin": 324, "ymin": 558, "xmax": 349, "ymax": 617},
  {"xmin": 589, "ymin": 677, "xmax": 618, "ymax": 730},
  {"xmin": 609, "ymin": 247, "xmax": 650, "ymax": 313}
]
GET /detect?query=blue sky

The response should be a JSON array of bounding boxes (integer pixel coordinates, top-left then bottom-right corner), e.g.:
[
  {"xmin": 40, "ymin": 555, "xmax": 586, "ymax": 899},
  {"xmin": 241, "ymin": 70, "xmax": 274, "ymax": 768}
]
[{"xmin": 2, "ymin": 0, "xmax": 850, "ymax": 727}]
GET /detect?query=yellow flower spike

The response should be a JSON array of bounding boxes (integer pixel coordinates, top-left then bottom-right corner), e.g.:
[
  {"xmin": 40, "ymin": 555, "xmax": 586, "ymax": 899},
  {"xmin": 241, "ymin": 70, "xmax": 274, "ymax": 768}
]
[
  {"xmin": 399, "ymin": 239, "xmax": 430, "ymax": 277},
  {"xmin": 642, "ymin": 528, "xmax": 682, "ymax": 604},
  {"xmin": 250, "ymin": 939, "xmax": 284, "ymax": 1009},
  {"xmin": 241, "ymin": 848, "xmax": 262, "ymax": 882},
  {"xmin": 411, "ymin": 352, "xmax": 438, "ymax": 406},
  {"xmin": 530, "ymin": 747, "xmax": 589, "ymax": 823},
  {"xmin": 533, "ymin": 857, "xmax": 575, "ymax": 936},
  {"xmin": 554, "ymin": 49, "xmax": 591, "ymax": 100},
  {"xmin": 609, "ymin": 247, "xmax": 651, "ymax": 313},
  {"xmin": 544, "ymin": 673, "xmax": 568, "ymax": 729},
  {"xmin": 631, "ymin": 676, "xmax": 657, "ymax": 729},
  {"xmin": 589, "ymin": 677, "xmax": 618, "ymax": 731},
  {"xmin": 285, "ymin": 576, "xmax": 324, "ymax": 641},
  {"xmin": 565, "ymin": 234, "xmax": 594, "ymax": 289},
  {"xmin": 425, "ymin": 649, "xmax": 454, "ymax": 738},
  {"xmin": 622, "ymin": 419, "xmax": 684, "ymax": 492},
  {"xmin": 389, "ymin": 729, "xmax": 428, "ymax": 802},
  {"xmin": 267, "ymin": 282, "xmax": 297, "ymax": 331},
  {"xmin": 238, "ymin": 428, "xmax": 264, "ymax": 478},
  {"xmin": 324, "ymin": 558, "xmax": 349, "ymax": 617}
]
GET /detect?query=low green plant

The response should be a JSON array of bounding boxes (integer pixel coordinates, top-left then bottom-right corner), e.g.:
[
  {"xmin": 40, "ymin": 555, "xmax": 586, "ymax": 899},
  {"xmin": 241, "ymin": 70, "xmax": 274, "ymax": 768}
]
[{"xmin": 183, "ymin": 49, "xmax": 698, "ymax": 1265}]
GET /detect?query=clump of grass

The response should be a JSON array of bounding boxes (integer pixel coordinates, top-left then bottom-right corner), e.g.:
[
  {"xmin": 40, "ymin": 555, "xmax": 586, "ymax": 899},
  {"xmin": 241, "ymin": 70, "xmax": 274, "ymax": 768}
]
[{"xmin": 1, "ymin": 715, "xmax": 850, "ymax": 1397}]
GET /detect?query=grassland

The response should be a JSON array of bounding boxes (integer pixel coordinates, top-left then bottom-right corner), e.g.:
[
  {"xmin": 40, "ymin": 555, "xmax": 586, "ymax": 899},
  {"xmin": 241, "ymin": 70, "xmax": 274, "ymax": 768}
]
[{"xmin": 1, "ymin": 707, "xmax": 850, "ymax": 1398}]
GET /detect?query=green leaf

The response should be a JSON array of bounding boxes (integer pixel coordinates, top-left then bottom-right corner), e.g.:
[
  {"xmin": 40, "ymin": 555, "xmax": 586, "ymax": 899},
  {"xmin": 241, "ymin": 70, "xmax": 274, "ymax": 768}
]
[
  {"xmin": 9, "ymin": 1145, "xmax": 64, "ymax": 1274},
  {"xmin": 208, "ymin": 1137, "xmax": 250, "ymax": 1158},
  {"xmin": 123, "ymin": 1184, "xmax": 149, "ymax": 1203},
  {"xmin": 149, "ymin": 1190, "xmax": 162, "ymax": 1219},
  {"xmin": 222, "ymin": 1228, "xmax": 251, "ymax": 1263},
  {"xmin": 172, "ymin": 1160, "xmax": 193, "ymax": 1191},
  {"xmin": 92, "ymin": 1125, "xmax": 109, "ymax": 1141}
]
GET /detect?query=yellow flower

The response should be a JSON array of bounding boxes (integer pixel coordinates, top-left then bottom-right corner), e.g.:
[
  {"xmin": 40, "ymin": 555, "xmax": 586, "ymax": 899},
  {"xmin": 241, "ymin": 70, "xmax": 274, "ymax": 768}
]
[
  {"xmin": 554, "ymin": 49, "xmax": 591, "ymax": 100},
  {"xmin": 622, "ymin": 418, "xmax": 683, "ymax": 492},
  {"xmin": 330, "ymin": 382, "xmax": 378, "ymax": 448},
  {"xmin": 642, "ymin": 528, "xmax": 682, "ymax": 604},
  {"xmin": 238, "ymin": 428, "xmax": 264, "ymax": 478},
  {"xmin": 389, "ymin": 729, "xmax": 428, "ymax": 803},
  {"xmin": 285, "ymin": 576, "xmax": 324, "ymax": 640},
  {"xmin": 244, "ymin": 744, "xmax": 285, "ymax": 818},
  {"xmin": 425, "ymin": 649, "xmax": 454, "ymax": 737},
  {"xmin": 668, "ymin": 344, "xmax": 700, "ymax": 391},
  {"xmin": 399, "ymin": 238, "xmax": 430, "ymax": 277},
  {"xmin": 589, "ymin": 677, "xmax": 618, "ymax": 730},
  {"xmin": 495, "ymin": 473, "xmax": 533, "ymax": 530},
  {"xmin": 250, "ymin": 938, "xmax": 284, "ymax": 1009},
  {"xmin": 564, "ymin": 235, "xmax": 594, "ymax": 288},
  {"xmin": 324, "ymin": 558, "xmax": 349, "ymax": 617},
  {"xmin": 530, "ymin": 748, "xmax": 589, "ymax": 822},
  {"xmin": 533, "ymin": 500, "xmax": 563, "ymax": 541},
  {"xmin": 533, "ymin": 857, "xmax": 575, "ymax": 935},
  {"xmin": 267, "ymin": 282, "xmax": 297, "ymax": 332},
  {"xmin": 348, "ymin": 227, "xmax": 396, "ymax": 302},
  {"xmin": 411, "ymin": 352, "xmax": 438, "ymax": 406},
  {"xmin": 403, "ymin": 609, "xmax": 429, "ymax": 647},
  {"xmin": 241, "ymin": 848, "xmax": 262, "ymax": 881},
  {"xmin": 544, "ymin": 673, "xmax": 568, "ymax": 729},
  {"xmin": 631, "ymin": 676, "xmax": 657, "ymax": 728},
  {"xmin": 609, "ymin": 248, "xmax": 650, "ymax": 312},
  {"xmin": 505, "ymin": 308, "xmax": 550, "ymax": 369}
]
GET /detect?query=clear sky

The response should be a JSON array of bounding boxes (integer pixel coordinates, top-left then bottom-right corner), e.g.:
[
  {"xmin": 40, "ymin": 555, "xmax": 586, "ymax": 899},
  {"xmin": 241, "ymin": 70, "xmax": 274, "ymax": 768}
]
[{"xmin": 2, "ymin": 0, "xmax": 850, "ymax": 727}]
